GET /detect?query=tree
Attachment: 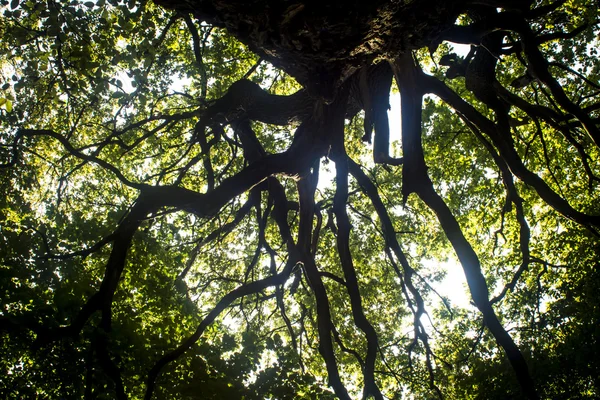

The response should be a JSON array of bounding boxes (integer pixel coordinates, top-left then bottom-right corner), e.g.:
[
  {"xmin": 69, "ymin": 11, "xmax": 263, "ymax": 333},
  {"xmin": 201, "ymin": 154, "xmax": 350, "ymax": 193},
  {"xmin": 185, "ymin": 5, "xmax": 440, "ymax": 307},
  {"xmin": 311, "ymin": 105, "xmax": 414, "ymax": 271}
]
[{"xmin": 1, "ymin": 0, "xmax": 599, "ymax": 398}]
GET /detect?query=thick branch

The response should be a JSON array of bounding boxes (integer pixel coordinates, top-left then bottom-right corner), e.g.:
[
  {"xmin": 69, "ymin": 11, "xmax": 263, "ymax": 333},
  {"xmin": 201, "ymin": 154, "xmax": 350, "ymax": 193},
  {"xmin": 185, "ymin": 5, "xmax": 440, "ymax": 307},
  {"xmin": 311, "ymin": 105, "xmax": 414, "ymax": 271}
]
[
  {"xmin": 202, "ymin": 79, "xmax": 314, "ymax": 126},
  {"xmin": 348, "ymin": 157, "xmax": 440, "ymax": 397},
  {"xmin": 416, "ymin": 177, "xmax": 538, "ymax": 399},
  {"xmin": 391, "ymin": 51, "xmax": 538, "ymax": 398},
  {"xmin": 420, "ymin": 72, "xmax": 600, "ymax": 228},
  {"xmin": 501, "ymin": 14, "xmax": 600, "ymax": 146},
  {"xmin": 391, "ymin": 53, "xmax": 426, "ymax": 201},
  {"xmin": 95, "ymin": 333, "xmax": 127, "ymax": 400},
  {"xmin": 330, "ymin": 114, "xmax": 383, "ymax": 399}
]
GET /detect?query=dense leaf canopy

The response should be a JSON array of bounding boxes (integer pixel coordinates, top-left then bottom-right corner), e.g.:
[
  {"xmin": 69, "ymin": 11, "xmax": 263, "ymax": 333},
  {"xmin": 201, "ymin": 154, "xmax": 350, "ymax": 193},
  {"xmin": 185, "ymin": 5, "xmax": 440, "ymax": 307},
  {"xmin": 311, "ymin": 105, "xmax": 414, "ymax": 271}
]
[{"xmin": 1, "ymin": 0, "xmax": 599, "ymax": 399}]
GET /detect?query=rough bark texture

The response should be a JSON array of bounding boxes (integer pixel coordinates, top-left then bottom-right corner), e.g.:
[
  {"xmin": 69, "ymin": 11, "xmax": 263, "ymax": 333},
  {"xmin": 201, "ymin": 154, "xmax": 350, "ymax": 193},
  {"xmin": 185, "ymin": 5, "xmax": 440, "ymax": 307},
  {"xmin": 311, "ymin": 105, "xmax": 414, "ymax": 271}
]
[{"xmin": 155, "ymin": 0, "xmax": 464, "ymax": 98}]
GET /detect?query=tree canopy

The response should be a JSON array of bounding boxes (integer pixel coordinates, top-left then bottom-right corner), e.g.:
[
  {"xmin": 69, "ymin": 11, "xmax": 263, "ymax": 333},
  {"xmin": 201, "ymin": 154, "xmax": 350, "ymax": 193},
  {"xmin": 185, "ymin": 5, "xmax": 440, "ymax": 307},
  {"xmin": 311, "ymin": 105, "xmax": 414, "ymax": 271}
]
[{"xmin": 1, "ymin": 0, "xmax": 599, "ymax": 398}]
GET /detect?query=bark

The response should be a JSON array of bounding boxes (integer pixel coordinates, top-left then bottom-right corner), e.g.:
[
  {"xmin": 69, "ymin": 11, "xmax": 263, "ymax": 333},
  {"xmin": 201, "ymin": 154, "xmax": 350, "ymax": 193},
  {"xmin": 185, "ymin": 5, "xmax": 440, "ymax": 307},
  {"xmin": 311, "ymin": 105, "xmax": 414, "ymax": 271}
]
[{"xmin": 155, "ymin": 0, "xmax": 463, "ymax": 98}]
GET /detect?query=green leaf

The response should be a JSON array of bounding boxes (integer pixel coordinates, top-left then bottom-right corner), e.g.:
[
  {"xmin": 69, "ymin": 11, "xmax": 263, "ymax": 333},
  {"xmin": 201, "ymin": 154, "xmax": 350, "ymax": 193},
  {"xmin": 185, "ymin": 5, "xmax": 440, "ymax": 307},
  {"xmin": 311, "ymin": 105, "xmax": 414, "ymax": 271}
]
[{"xmin": 0, "ymin": 98, "xmax": 12, "ymax": 112}]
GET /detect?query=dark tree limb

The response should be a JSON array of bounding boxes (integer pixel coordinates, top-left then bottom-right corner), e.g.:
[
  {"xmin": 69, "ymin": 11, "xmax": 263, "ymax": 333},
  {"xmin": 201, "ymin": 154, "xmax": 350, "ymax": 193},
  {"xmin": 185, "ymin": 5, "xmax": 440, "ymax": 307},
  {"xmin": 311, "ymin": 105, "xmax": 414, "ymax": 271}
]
[
  {"xmin": 494, "ymin": 83, "xmax": 600, "ymax": 190},
  {"xmin": 40, "ymin": 232, "xmax": 116, "ymax": 261},
  {"xmin": 280, "ymin": 91, "xmax": 353, "ymax": 400},
  {"xmin": 353, "ymin": 62, "xmax": 403, "ymax": 165},
  {"xmin": 193, "ymin": 119, "xmax": 216, "ymax": 191},
  {"xmin": 95, "ymin": 333, "xmax": 127, "ymax": 400},
  {"xmin": 415, "ymin": 177, "xmax": 538, "ymax": 400},
  {"xmin": 500, "ymin": 14, "xmax": 600, "ymax": 146},
  {"xmin": 233, "ymin": 104, "xmax": 350, "ymax": 398},
  {"xmin": 141, "ymin": 145, "xmax": 325, "ymax": 219},
  {"xmin": 466, "ymin": 122, "xmax": 532, "ymax": 304},
  {"xmin": 14, "ymin": 129, "xmax": 149, "ymax": 190},
  {"xmin": 183, "ymin": 14, "xmax": 210, "ymax": 101},
  {"xmin": 534, "ymin": 22, "xmax": 596, "ymax": 45},
  {"xmin": 144, "ymin": 257, "xmax": 299, "ymax": 399},
  {"xmin": 200, "ymin": 79, "xmax": 314, "ymax": 127},
  {"xmin": 330, "ymin": 119, "xmax": 384, "ymax": 400},
  {"xmin": 419, "ymin": 72, "xmax": 600, "ymax": 229},
  {"xmin": 296, "ymin": 191, "xmax": 351, "ymax": 400},
  {"xmin": 347, "ymin": 157, "xmax": 441, "ymax": 398},
  {"xmin": 394, "ymin": 53, "xmax": 538, "ymax": 398},
  {"xmin": 32, "ymin": 196, "xmax": 157, "ymax": 344},
  {"xmin": 391, "ymin": 53, "xmax": 427, "ymax": 202}
]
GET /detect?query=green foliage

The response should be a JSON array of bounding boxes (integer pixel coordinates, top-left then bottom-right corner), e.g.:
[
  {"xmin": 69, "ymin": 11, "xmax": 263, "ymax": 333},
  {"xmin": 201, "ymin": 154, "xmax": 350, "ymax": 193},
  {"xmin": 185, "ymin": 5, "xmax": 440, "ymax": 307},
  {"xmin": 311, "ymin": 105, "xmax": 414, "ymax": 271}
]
[{"xmin": 1, "ymin": 0, "xmax": 599, "ymax": 399}]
